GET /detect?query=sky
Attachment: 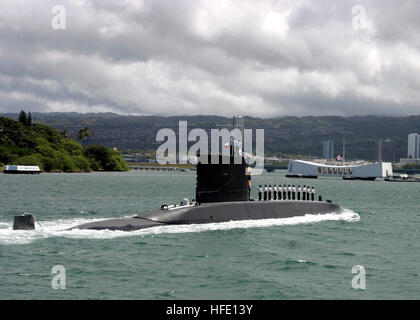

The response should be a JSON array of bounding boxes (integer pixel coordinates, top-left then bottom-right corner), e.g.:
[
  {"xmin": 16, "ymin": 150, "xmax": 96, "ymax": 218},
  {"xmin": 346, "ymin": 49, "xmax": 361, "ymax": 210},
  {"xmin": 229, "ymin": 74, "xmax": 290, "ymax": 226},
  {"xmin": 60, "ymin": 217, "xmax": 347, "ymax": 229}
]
[{"xmin": 0, "ymin": 0, "xmax": 420, "ymax": 118}]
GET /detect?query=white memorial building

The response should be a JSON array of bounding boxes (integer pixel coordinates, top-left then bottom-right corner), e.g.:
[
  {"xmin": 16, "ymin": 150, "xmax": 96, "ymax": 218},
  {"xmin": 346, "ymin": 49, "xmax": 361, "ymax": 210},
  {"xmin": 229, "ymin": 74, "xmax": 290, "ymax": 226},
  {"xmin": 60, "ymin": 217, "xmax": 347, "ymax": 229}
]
[{"xmin": 286, "ymin": 160, "xmax": 393, "ymax": 180}]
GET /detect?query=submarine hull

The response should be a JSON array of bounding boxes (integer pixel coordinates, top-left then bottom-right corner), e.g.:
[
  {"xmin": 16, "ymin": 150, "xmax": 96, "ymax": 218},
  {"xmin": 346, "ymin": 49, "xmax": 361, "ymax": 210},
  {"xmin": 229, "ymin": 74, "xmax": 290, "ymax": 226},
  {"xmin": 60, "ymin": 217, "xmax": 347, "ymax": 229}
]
[{"xmin": 73, "ymin": 200, "xmax": 341, "ymax": 231}]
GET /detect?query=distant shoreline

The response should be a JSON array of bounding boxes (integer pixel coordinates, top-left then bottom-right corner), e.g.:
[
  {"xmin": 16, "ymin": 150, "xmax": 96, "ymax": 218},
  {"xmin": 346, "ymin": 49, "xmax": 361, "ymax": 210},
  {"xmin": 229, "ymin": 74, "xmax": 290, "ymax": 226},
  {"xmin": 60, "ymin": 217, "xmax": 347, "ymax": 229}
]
[{"xmin": 0, "ymin": 162, "xmax": 197, "ymax": 174}]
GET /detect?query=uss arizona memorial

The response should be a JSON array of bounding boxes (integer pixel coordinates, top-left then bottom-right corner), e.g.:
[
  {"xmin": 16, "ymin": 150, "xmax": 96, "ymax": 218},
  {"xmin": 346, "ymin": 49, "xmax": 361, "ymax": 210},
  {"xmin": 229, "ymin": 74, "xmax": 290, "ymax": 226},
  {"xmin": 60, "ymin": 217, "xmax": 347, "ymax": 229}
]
[{"xmin": 286, "ymin": 160, "xmax": 393, "ymax": 180}]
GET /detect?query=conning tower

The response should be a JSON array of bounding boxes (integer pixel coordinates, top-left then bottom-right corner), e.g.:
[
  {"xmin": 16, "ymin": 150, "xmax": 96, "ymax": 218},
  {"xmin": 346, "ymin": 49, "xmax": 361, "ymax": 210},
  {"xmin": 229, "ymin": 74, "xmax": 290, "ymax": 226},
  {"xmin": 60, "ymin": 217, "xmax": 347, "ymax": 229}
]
[
  {"xmin": 196, "ymin": 116, "xmax": 250, "ymax": 203},
  {"xmin": 196, "ymin": 154, "xmax": 249, "ymax": 203}
]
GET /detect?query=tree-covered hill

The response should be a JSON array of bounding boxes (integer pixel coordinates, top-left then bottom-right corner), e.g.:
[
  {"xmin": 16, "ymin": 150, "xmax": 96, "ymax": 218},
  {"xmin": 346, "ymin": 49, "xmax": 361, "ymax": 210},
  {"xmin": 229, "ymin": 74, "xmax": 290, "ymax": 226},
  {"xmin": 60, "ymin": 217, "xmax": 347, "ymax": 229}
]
[
  {"xmin": 2, "ymin": 112, "xmax": 420, "ymax": 160},
  {"xmin": 0, "ymin": 115, "xmax": 129, "ymax": 172}
]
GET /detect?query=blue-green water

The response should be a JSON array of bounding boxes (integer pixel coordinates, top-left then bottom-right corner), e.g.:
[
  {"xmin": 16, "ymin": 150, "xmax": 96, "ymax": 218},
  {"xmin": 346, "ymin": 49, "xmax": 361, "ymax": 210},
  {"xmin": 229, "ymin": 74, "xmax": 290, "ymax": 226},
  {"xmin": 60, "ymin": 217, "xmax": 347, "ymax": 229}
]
[{"xmin": 0, "ymin": 170, "xmax": 419, "ymax": 299}]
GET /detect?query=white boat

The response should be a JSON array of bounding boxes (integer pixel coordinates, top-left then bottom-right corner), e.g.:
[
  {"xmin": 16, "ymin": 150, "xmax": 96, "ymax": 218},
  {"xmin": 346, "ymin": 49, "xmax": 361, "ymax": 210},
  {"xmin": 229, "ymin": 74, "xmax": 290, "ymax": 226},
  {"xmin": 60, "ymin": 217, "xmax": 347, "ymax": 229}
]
[{"xmin": 3, "ymin": 165, "xmax": 42, "ymax": 174}]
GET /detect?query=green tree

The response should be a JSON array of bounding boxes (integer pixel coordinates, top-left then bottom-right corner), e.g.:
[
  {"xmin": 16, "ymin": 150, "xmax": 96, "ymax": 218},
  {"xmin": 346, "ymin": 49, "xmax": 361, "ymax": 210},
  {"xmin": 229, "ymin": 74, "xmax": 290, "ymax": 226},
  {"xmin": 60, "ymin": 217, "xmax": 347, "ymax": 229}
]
[
  {"xmin": 84, "ymin": 145, "xmax": 129, "ymax": 171},
  {"xmin": 18, "ymin": 110, "xmax": 27, "ymax": 125},
  {"xmin": 27, "ymin": 112, "xmax": 32, "ymax": 126},
  {"xmin": 0, "ymin": 145, "xmax": 12, "ymax": 165},
  {"xmin": 0, "ymin": 116, "xmax": 125, "ymax": 172},
  {"xmin": 77, "ymin": 127, "xmax": 92, "ymax": 147},
  {"xmin": 59, "ymin": 129, "xmax": 69, "ymax": 138}
]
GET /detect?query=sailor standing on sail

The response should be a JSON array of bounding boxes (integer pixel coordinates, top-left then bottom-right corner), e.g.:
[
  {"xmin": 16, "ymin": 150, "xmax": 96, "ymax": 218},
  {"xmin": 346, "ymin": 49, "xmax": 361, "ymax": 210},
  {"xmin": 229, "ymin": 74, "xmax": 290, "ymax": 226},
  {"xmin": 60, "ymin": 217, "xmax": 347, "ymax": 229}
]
[
  {"xmin": 292, "ymin": 185, "xmax": 296, "ymax": 200},
  {"xmin": 268, "ymin": 185, "xmax": 273, "ymax": 200},
  {"xmin": 311, "ymin": 186, "xmax": 315, "ymax": 201},
  {"xmin": 297, "ymin": 185, "xmax": 301, "ymax": 201},
  {"xmin": 273, "ymin": 184, "xmax": 278, "ymax": 200},
  {"xmin": 264, "ymin": 185, "xmax": 268, "ymax": 201},
  {"xmin": 302, "ymin": 185, "xmax": 306, "ymax": 201},
  {"xmin": 287, "ymin": 185, "xmax": 292, "ymax": 200},
  {"xmin": 258, "ymin": 185, "xmax": 263, "ymax": 201}
]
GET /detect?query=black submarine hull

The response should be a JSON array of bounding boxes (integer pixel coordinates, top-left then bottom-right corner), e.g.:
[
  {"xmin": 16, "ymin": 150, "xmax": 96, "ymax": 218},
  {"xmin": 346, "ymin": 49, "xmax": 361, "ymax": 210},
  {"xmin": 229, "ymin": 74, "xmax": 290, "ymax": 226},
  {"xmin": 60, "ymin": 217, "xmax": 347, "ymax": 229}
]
[{"xmin": 73, "ymin": 200, "xmax": 341, "ymax": 231}]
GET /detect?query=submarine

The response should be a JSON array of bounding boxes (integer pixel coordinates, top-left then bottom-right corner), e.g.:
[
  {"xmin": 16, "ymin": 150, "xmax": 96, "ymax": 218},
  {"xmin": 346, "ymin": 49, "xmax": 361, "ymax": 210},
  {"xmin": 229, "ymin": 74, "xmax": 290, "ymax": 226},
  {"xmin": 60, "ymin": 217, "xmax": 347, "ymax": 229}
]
[
  {"xmin": 71, "ymin": 152, "xmax": 341, "ymax": 232},
  {"xmin": 13, "ymin": 117, "xmax": 341, "ymax": 232}
]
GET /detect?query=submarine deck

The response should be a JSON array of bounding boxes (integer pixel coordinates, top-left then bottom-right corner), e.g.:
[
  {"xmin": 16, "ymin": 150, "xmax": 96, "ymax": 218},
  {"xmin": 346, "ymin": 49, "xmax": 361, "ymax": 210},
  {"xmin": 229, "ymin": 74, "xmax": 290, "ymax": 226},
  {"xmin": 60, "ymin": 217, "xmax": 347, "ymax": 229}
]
[{"xmin": 72, "ymin": 200, "xmax": 341, "ymax": 231}]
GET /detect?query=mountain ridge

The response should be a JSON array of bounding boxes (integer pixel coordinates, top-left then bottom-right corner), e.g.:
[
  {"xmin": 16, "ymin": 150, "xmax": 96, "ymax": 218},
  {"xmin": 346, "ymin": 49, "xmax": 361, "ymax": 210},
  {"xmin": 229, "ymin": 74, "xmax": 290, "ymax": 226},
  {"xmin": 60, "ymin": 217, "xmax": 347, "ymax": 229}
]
[{"xmin": 2, "ymin": 112, "xmax": 419, "ymax": 160}]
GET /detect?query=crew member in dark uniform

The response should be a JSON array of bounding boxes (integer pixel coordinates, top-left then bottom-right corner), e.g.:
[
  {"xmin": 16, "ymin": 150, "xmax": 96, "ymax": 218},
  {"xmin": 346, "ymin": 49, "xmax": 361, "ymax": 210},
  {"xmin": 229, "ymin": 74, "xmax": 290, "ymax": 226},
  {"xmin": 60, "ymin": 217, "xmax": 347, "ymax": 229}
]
[
  {"xmin": 258, "ymin": 185, "xmax": 262, "ymax": 201},
  {"xmin": 247, "ymin": 169, "xmax": 252, "ymax": 199}
]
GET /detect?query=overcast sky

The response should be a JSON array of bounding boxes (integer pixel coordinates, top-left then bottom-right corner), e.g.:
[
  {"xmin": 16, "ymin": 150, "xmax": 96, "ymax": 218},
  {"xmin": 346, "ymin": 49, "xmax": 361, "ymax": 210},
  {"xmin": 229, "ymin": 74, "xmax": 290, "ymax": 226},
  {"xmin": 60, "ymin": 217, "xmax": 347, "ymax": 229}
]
[{"xmin": 0, "ymin": 0, "xmax": 420, "ymax": 117}]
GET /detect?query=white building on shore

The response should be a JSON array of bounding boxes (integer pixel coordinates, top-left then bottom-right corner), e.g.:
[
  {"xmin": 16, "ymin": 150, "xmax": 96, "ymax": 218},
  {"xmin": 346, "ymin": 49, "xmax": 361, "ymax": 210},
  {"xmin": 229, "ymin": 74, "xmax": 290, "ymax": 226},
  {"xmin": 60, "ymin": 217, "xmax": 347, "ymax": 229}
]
[
  {"xmin": 408, "ymin": 133, "xmax": 420, "ymax": 159},
  {"xmin": 286, "ymin": 160, "xmax": 392, "ymax": 180}
]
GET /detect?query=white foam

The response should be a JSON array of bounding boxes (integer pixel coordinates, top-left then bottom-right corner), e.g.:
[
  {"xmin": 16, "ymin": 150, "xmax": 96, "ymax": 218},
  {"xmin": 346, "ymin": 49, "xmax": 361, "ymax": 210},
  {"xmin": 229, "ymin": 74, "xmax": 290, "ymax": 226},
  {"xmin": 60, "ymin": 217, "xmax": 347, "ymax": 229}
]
[{"xmin": 0, "ymin": 208, "xmax": 359, "ymax": 245}]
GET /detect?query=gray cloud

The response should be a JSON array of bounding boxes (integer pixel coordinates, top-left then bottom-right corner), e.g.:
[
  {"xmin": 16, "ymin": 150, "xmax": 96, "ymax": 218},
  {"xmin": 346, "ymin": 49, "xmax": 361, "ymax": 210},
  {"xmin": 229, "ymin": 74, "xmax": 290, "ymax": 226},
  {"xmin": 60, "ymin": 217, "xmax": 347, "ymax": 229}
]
[{"xmin": 0, "ymin": 0, "xmax": 419, "ymax": 117}]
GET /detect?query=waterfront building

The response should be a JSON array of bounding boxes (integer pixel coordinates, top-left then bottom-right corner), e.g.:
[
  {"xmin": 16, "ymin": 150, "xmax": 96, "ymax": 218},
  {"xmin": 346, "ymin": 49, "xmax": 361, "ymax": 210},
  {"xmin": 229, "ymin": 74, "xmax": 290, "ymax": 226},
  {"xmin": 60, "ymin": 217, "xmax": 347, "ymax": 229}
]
[
  {"xmin": 408, "ymin": 133, "xmax": 420, "ymax": 159},
  {"xmin": 376, "ymin": 139, "xmax": 396, "ymax": 162},
  {"xmin": 322, "ymin": 140, "xmax": 334, "ymax": 159},
  {"xmin": 286, "ymin": 160, "xmax": 393, "ymax": 180}
]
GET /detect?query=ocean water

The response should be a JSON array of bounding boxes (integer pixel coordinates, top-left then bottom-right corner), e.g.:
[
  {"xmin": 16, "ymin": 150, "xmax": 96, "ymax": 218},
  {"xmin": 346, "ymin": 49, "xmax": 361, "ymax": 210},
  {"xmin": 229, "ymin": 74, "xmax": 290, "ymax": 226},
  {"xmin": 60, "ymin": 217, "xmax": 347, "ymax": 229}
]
[{"xmin": 0, "ymin": 170, "xmax": 419, "ymax": 299}]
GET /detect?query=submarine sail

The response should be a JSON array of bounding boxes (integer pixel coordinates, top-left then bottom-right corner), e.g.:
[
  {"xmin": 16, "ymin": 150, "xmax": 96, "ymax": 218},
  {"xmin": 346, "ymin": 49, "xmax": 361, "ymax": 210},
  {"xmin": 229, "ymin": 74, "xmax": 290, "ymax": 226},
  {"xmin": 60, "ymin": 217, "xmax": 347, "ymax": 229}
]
[{"xmin": 196, "ymin": 154, "xmax": 249, "ymax": 203}]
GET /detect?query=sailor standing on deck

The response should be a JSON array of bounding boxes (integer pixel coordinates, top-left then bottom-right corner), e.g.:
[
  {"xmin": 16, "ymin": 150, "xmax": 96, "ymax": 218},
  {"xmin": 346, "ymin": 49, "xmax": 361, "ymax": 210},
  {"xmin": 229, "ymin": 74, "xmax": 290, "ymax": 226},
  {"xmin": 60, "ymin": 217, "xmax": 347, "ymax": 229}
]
[
  {"xmin": 287, "ymin": 185, "xmax": 292, "ymax": 200},
  {"xmin": 311, "ymin": 186, "xmax": 315, "ymax": 201},
  {"xmin": 283, "ymin": 185, "xmax": 287, "ymax": 200},
  {"xmin": 258, "ymin": 185, "xmax": 263, "ymax": 201},
  {"xmin": 247, "ymin": 167, "xmax": 252, "ymax": 199},
  {"xmin": 306, "ymin": 186, "xmax": 310, "ymax": 201},
  {"xmin": 268, "ymin": 185, "xmax": 273, "ymax": 200},
  {"xmin": 278, "ymin": 185, "xmax": 282, "ymax": 200},
  {"xmin": 273, "ymin": 184, "xmax": 278, "ymax": 200},
  {"xmin": 264, "ymin": 185, "xmax": 268, "ymax": 201},
  {"xmin": 302, "ymin": 185, "xmax": 306, "ymax": 201},
  {"xmin": 292, "ymin": 185, "xmax": 296, "ymax": 200},
  {"xmin": 297, "ymin": 185, "xmax": 301, "ymax": 201}
]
